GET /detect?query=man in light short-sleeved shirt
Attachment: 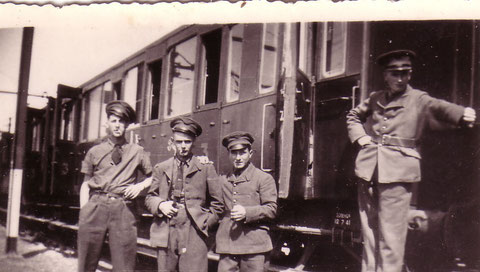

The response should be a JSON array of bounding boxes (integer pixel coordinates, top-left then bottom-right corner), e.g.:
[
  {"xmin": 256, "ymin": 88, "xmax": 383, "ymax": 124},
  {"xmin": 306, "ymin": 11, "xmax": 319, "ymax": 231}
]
[{"xmin": 78, "ymin": 100, "xmax": 153, "ymax": 272}]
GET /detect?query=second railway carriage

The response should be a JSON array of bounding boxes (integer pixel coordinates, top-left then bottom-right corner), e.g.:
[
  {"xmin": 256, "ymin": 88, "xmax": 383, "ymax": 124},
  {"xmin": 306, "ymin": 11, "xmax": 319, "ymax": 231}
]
[{"xmin": 18, "ymin": 21, "xmax": 480, "ymax": 271}]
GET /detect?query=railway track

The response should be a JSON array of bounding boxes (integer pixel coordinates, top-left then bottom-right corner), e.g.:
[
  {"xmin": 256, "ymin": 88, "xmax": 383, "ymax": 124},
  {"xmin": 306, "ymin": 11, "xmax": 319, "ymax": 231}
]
[{"xmin": 0, "ymin": 205, "xmax": 363, "ymax": 272}]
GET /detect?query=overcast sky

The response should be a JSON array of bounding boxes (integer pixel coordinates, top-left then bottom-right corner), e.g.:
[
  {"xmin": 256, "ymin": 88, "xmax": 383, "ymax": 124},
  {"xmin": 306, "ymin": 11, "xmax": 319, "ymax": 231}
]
[
  {"xmin": 1, "ymin": 1, "xmax": 480, "ymax": 132},
  {"xmin": 0, "ymin": 6, "xmax": 184, "ymax": 131}
]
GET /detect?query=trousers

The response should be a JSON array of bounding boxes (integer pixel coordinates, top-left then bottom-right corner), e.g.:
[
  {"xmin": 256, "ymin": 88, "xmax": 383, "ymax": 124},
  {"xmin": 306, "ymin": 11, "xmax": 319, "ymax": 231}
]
[
  {"xmin": 217, "ymin": 253, "xmax": 268, "ymax": 272},
  {"xmin": 157, "ymin": 208, "xmax": 208, "ymax": 272},
  {"xmin": 77, "ymin": 194, "xmax": 137, "ymax": 272},
  {"xmin": 357, "ymin": 179, "xmax": 412, "ymax": 272}
]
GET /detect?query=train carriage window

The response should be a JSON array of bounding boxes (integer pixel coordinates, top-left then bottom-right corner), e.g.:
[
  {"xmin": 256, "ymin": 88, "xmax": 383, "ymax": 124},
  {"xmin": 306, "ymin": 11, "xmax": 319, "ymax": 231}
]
[
  {"xmin": 112, "ymin": 81, "xmax": 121, "ymax": 101},
  {"xmin": 85, "ymin": 85, "xmax": 102, "ymax": 140},
  {"xmin": 198, "ymin": 29, "xmax": 222, "ymax": 106},
  {"xmin": 146, "ymin": 60, "xmax": 162, "ymax": 120},
  {"xmin": 320, "ymin": 22, "xmax": 347, "ymax": 78},
  {"xmin": 226, "ymin": 25, "xmax": 244, "ymax": 103},
  {"xmin": 259, "ymin": 24, "xmax": 280, "ymax": 94},
  {"xmin": 165, "ymin": 37, "xmax": 197, "ymax": 117},
  {"xmin": 59, "ymin": 100, "xmax": 75, "ymax": 141},
  {"xmin": 99, "ymin": 81, "xmax": 113, "ymax": 138},
  {"xmin": 124, "ymin": 67, "xmax": 140, "ymax": 122},
  {"xmin": 298, "ymin": 22, "xmax": 316, "ymax": 75},
  {"xmin": 32, "ymin": 121, "xmax": 42, "ymax": 152}
]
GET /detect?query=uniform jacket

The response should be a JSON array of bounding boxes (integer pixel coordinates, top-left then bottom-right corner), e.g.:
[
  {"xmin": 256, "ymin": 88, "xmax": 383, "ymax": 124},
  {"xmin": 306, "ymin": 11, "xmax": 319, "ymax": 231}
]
[
  {"xmin": 347, "ymin": 85, "xmax": 465, "ymax": 183},
  {"xmin": 215, "ymin": 163, "xmax": 278, "ymax": 254},
  {"xmin": 145, "ymin": 156, "xmax": 224, "ymax": 248}
]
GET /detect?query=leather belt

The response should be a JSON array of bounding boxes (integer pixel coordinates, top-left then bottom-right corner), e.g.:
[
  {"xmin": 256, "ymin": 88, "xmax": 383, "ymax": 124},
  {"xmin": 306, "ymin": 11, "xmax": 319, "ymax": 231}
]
[
  {"xmin": 90, "ymin": 190, "xmax": 131, "ymax": 202},
  {"xmin": 371, "ymin": 134, "xmax": 416, "ymax": 148}
]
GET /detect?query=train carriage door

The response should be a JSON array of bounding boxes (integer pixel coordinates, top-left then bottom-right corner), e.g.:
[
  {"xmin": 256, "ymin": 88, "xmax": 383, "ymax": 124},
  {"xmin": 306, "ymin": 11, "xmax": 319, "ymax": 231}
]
[
  {"xmin": 310, "ymin": 22, "xmax": 363, "ymax": 201},
  {"xmin": 277, "ymin": 22, "xmax": 363, "ymax": 200},
  {"xmin": 50, "ymin": 84, "xmax": 81, "ymax": 202},
  {"xmin": 284, "ymin": 69, "xmax": 314, "ymax": 199},
  {"xmin": 218, "ymin": 24, "xmax": 280, "ymax": 175}
]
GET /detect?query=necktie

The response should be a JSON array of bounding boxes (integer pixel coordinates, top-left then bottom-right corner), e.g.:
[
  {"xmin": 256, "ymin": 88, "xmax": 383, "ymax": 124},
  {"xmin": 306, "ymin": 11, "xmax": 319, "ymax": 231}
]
[
  {"xmin": 173, "ymin": 161, "xmax": 185, "ymax": 201},
  {"xmin": 111, "ymin": 144, "xmax": 122, "ymax": 165}
]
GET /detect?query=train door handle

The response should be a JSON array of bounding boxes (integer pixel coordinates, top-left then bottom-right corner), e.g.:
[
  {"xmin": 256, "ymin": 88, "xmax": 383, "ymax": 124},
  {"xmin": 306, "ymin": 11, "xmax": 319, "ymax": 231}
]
[{"xmin": 261, "ymin": 103, "xmax": 275, "ymax": 172}]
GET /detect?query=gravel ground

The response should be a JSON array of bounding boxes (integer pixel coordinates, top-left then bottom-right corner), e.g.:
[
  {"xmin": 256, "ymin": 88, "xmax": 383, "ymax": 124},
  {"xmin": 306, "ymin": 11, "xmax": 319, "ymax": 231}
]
[{"xmin": 0, "ymin": 225, "xmax": 112, "ymax": 272}]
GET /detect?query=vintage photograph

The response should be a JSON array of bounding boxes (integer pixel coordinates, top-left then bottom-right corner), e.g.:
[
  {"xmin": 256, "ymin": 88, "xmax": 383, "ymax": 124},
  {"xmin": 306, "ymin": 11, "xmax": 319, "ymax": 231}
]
[{"xmin": 0, "ymin": 2, "xmax": 479, "ymax": 272}]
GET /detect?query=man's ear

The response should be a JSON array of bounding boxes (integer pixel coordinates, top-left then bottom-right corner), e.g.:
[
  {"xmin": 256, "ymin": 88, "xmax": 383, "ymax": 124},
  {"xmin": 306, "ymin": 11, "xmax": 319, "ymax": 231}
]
[{"xmin": 167, "ymin": 137, "xmax": 174, "ymax": 152}]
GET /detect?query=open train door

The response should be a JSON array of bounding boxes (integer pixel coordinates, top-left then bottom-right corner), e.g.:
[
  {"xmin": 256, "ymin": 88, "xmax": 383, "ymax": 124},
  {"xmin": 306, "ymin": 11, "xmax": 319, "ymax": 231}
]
[
  {"xmin": 277, "ymin": 68, "xmax": 314, "ymax": 199},
  {"xmin": 49, "ymin": 84, "xmax": 81, "ymax": 206}
]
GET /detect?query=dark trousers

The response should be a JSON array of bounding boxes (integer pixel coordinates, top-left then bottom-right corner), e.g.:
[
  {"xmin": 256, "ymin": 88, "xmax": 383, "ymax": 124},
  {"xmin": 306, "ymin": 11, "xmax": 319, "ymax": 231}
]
[
  {"xmin": 218, "ymin": 253, "xmax": 268, "ymax": 272},
  {"xmin": 357, "ymin": 179, "xmax": 412, "ymax": 272},
  {"xmin": 157, "ymin": 211, "xmax": 208, "ymax": 272},
  {"xmin": 77, "ymin": 194, "xmax": 137, "ymax": 272}
]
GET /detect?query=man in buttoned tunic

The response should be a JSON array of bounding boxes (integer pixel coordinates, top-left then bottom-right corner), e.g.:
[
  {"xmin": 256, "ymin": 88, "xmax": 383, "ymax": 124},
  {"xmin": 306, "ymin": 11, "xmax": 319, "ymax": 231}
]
[
  {"xmin": 215, "ymin": 131, "xmax": 278, "ymax": 272},
  {"xmin": 347, "ymin": 50, "xmax": 477, "ymax": 272},
  {"xmin": 78, "ymin": 100, "xmax": 153, "ymax": 272},
  {"xmin": 145, "ymin": 117, "xmax": 224, "ymax": 272}
]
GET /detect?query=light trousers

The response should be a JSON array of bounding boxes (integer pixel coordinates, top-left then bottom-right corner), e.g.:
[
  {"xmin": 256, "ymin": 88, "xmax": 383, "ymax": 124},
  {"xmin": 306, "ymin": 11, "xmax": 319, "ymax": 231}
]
[{"xmin": 357, "ymin": 179, "xmax": 412, "ymax": 272}]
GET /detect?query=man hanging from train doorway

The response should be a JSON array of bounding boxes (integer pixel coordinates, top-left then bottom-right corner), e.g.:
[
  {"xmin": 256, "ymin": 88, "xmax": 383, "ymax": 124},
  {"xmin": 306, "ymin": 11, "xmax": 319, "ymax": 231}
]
[
  {"xmin": 145, "ymin": 117, "xmax": 224, "ymax": 272},
  {"xmin": 78, "ymin": 100, "xmax": 153, "ymax": 272},
  {"xmin": 215, "ymin": 131, "xmax": 278, "ymax": 272},
  {"xmin": 347, "ymin": 49, "xmax": 476, "ymax": 272}
]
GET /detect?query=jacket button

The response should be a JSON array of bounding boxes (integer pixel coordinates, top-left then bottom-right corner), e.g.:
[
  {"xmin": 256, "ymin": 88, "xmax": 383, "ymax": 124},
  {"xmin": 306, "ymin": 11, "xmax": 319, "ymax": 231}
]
[
  {"xmin": 233, "ymin": 199, "xmax": 237, "ymax": 203},
  {"xmin": 233, "ymin": 191, "xmax": 237, "ymax": 195},
  {"xmin": 383, "ymin": 117, "xmax": 388, "ymax": 121}
]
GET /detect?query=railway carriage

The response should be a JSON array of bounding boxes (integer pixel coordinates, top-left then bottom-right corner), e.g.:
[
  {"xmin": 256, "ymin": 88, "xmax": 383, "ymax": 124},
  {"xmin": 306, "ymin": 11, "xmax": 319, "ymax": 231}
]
[{"xmin": 4, "ymin": 21, "xmax": 479, "ymax": 271}]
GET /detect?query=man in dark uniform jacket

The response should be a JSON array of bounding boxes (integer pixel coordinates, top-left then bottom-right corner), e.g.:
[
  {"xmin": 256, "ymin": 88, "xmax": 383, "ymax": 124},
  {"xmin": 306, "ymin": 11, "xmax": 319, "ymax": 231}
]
[
  {"xmin": 145, "ymin": 117, "xmax": 224, "ymax": 272},
  {"xmin": 78, "ymin": 100, "xmax": 153, "ymax": 272},
  {"xmin": 216, "ymin": 131, "xmax": 278, "ymax": 272},
  {"xmin": 347, "ymin": 50, "xmax": 476, "ymax": 272}
]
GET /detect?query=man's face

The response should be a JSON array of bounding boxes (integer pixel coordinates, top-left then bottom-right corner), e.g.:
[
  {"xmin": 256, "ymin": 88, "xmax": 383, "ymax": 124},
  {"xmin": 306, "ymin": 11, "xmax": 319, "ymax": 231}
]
[
  {"xmin": 172, "ymin": 132, "xmax": 195, "ymax": 158},
  {"xmin": 106, "ymin": 114, "xmax": 128, "ymax": 138},
  {"xmin": 229, "ymin": 147, "xmax": 253, "ymax": 170},
  {"xmin": 383, "ymin": 56, "xmax": 412, "ymax": 94}
]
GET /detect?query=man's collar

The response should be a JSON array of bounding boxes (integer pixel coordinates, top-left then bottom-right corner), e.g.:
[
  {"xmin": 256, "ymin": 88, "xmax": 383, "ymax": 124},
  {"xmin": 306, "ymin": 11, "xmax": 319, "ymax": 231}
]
[
  {"xmin": 228, "ymin": 163, "xmax": 255, "ymax": 183},
  {"xmin": 175, "ymin": 154, "xmax": 193, "ymax": 166},
  {"xmin": 107, "ymin": 137, "xmax": 127, "ymax": 147},
  {"xmin": 378, "ymin": 85, "xmax": 412, "ymax": 109}
]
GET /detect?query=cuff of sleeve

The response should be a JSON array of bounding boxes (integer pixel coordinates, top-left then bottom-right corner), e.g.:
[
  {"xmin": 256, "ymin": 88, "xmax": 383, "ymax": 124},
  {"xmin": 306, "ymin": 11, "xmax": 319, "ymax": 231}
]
[
  {"xmin": 244, "ymin": 206, "xmax": 256, "ymax": 224},
  {"xmin": 149, "ymin": 198, "xmax": 163, "ymax": 217},
  {"xmin": 454, "ymin": 105, "xmax": 467, "ymax": 125},
  {"xmin": 354, "ymin": 134, "xmax": 369, "ymax": 144}
]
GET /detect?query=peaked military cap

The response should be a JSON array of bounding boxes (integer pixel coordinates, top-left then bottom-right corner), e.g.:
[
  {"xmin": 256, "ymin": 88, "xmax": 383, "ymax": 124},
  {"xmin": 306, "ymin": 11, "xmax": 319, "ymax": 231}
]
[
  {"xmin": 376, "ymin": 49, "xmax": 416, "ymax": 71},
  {"xmin": 222, "ymin": 131, "xmax": 254, "ymax": 151},
  {"xmin": 106, "ymin": 100, "xmax": 136, "ymax": 124},
  {"xmin": 170, "ymin": 117, "xmax": 202, "ymax": 137}
]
